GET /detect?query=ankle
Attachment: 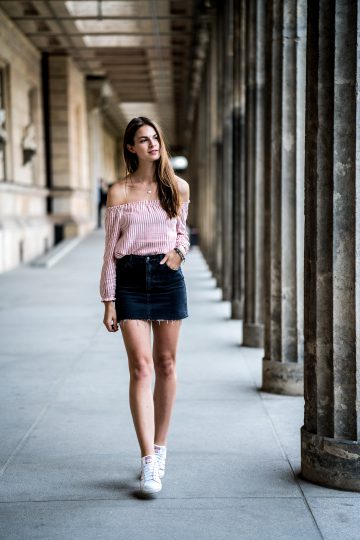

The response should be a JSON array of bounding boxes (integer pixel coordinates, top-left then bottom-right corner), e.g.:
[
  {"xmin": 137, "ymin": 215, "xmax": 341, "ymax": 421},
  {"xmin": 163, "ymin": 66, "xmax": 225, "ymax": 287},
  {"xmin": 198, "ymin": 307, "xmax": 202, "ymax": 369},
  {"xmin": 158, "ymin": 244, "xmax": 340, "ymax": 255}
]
[
  {"xmin": 154, "ymin": 444, "xmax": 167, "ymax": 457},
  {"xmin": 141, "ymin": 452, "xmax": 156, "ymax": 459}
]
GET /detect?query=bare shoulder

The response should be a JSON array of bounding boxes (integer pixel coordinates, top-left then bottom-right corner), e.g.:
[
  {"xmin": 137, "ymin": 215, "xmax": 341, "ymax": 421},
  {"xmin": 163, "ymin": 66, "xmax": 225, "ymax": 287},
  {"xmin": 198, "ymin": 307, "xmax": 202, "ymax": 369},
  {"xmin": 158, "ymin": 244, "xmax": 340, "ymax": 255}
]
[
  {"xmin": 106, "ymin": 178, "xmax": 127, "ymax": 207},
  {"xmin": 175, "ymin": 175, "xmax": 190, "ymax": 202}
]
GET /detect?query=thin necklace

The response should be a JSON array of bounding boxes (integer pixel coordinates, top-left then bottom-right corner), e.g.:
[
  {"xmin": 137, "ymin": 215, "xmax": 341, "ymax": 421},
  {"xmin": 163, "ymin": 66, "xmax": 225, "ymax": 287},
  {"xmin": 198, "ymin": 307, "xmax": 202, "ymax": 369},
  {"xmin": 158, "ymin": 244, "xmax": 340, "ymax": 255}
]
[{"xmin": 129, "ymin": 174, "xmax": 155, "ymax": 194}]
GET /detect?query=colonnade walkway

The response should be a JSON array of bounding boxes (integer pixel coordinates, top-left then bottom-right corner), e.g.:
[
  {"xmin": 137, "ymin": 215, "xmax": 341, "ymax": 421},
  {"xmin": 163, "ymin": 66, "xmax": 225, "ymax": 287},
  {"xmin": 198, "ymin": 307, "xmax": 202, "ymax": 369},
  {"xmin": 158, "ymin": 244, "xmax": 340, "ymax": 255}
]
[{"xmin": 0, "ymin": 231, "xmax": 359, "ymax": 540}]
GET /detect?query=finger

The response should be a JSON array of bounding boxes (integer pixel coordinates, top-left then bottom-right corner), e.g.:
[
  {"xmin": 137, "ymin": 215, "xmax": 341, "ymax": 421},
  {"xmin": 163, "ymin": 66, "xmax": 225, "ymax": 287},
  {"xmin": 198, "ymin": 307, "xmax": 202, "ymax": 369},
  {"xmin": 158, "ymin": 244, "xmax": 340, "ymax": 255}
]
[
  {"xmin": 104, "ymin": 319, "xmax": 115, "ymax": 332},
  {"xmin": 160, "ymin": 254, "xmax": 168, "ymax": 264},
  {"xmin": 110, "ymin": 316, "xmax": 119, "ymax": 332},
  {"xmin": 113, "ymin": 316, "xmax": 119, "ymax": 332}
]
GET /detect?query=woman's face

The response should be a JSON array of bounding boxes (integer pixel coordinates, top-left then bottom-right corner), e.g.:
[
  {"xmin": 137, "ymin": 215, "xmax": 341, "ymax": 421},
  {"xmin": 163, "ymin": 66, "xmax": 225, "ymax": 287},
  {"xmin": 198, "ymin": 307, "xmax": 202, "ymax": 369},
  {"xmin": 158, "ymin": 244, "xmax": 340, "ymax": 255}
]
[{"xmin": 127, "ymin": 125, "xmax": 160, "ymax": 163}]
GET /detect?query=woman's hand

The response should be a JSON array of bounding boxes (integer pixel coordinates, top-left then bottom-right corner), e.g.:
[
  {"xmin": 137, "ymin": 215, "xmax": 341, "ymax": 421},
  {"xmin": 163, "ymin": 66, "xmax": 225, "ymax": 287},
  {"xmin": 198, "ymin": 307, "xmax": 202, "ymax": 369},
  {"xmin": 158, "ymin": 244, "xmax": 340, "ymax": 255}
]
[
  {"xmin": 160, "ymin": 249, "xmax": 182, "ymax": 270},
  {"xmin": 103, "ymin": 302, "xmax": 119, "ymax": 332}
]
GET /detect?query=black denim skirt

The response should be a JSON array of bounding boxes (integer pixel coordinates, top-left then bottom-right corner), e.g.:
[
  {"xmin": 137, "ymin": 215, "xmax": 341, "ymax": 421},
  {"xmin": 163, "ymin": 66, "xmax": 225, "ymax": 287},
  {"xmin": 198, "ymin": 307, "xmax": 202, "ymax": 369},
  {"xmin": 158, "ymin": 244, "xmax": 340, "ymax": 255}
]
[{"xmin": 115, "ymin": 254, "xmax": 188, "ymax": 321}]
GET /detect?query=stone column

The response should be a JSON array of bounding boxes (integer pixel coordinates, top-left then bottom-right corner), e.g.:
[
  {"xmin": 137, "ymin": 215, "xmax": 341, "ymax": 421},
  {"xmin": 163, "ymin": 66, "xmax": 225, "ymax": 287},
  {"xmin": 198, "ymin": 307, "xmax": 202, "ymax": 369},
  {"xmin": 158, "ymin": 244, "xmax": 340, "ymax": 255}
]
[
  {"xmin": 221, "ymin": 0, "xmax": 234, "ymax": 301},
  {"xmin": 231, "ymin": 0, "xmax": 246, "ymax": 320},
  {"xmin": 196, "ymin": 71, "xmax": 208, "ymax": 258},
  {"xmin": 86, "ymin": 80, "xmax": 105, "ymax": 228},
  {"xmin": 243, "ymin": 0, "xmax": 266, "ymax": 347},
  {"xmin": 214, "ymin": 9, "xmax": 224, "ymax": 288},
  {"xmin": 193, "ymin": 14, "xmax": 219, "ymax": 273},
  {"xmin": 262, "ymin": 0, "xmax": 306, "ymax": 395},
  {"xmin": 301, "ymin": 0, "xmax": 360, "ymax": 491},
  {"xmin": 201, "ymin": 67, "xmax": 211, "ymax": 261},
  {"xmin": 48, "ymin": 54, "xmax": 91, "ymax": 238},
  {"xmin": 209, "ymin": 17, "xmax": 219, "ymax": 274}
]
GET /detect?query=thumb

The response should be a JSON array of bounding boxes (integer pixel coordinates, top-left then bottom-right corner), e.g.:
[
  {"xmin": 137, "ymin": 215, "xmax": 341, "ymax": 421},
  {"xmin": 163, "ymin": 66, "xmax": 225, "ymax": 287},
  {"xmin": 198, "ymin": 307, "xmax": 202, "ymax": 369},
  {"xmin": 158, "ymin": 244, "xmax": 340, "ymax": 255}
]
[{"xmin": 112, "ymin": 314, "xmax": 118, "ymax": 331}]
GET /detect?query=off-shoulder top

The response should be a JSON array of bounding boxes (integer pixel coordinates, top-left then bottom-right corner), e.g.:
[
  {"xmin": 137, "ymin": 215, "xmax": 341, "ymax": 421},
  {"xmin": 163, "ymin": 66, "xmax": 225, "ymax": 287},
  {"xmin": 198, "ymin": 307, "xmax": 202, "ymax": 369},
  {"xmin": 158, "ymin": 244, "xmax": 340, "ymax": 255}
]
[{"xmin": 99, "ymin": 199, "xmax": 190, "ymax": 302}]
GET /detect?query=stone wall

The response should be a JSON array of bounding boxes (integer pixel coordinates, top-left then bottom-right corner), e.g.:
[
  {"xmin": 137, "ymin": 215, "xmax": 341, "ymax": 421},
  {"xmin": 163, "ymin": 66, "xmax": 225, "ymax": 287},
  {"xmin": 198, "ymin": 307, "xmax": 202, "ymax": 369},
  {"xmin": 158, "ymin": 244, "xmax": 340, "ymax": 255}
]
[
  {"xmin": 0, "ymin": 8, "xmax": 124, "ymax": 272},
  {"xmin": 0, "ymin": 7, "xmax": 52, "ymax": 272}
]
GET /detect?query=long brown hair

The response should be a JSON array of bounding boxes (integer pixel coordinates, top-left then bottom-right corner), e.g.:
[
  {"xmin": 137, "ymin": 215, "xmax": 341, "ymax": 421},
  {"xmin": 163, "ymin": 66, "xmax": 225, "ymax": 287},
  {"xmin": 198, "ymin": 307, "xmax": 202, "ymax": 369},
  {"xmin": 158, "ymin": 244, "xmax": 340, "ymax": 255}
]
[{"xmin": 123, "ymin": 117, "xmax": 180, "ymax": 218}]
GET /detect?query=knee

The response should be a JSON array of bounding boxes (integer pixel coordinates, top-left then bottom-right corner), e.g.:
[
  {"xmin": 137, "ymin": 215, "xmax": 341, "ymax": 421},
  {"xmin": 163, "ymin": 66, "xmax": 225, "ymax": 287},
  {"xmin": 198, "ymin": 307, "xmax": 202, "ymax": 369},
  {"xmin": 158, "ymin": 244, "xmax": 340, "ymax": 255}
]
[
  {"xmin": 129, "ymin": 356, "xmax": 153, "ymax": 382},
  {"xmin": 155, "ymin": 353, "xmax": 176, "ymax": 379}
]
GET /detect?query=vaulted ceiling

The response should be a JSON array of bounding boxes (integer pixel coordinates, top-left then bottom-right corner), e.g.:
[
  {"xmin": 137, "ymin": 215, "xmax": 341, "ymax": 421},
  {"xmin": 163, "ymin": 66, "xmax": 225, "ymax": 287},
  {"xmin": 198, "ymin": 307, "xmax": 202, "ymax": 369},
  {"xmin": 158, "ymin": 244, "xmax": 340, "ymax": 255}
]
[{"xmin": 0, "ymin": 0, "xmax": 212, "ymax": 149}]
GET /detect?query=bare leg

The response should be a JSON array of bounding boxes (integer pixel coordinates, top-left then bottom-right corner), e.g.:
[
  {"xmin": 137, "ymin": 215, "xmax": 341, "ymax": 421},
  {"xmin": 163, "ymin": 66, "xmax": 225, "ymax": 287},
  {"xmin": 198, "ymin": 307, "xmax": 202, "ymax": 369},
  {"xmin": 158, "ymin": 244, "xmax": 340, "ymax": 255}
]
[
  {"xmin": 120, "ymin": 320, "xmax": 154, "ymax": 457},
  {"xmin": 152, "ymin": 320, "xmax": 182, "ymax": 446}
]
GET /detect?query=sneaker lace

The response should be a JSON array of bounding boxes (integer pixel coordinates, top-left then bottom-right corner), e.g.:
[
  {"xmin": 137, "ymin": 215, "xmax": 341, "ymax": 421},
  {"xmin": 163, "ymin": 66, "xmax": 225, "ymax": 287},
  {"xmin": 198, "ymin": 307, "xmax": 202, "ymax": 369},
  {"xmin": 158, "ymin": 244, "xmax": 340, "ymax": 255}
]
[
  {"xmin": 156, "ymin": 453, "xmax": 166, "ymax": 470},
  {"xmin": 143, "ymin": 461, "xmax": 159, "ymax": 482}
]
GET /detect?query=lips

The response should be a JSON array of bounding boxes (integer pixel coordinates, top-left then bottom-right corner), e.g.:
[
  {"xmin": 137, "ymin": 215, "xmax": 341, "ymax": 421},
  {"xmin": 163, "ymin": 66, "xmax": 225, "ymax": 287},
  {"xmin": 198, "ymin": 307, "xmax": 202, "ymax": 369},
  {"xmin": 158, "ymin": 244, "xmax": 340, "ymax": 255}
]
[{"xmin": 149, "ymin": 149, "xmax": 159, "ymax": 155}]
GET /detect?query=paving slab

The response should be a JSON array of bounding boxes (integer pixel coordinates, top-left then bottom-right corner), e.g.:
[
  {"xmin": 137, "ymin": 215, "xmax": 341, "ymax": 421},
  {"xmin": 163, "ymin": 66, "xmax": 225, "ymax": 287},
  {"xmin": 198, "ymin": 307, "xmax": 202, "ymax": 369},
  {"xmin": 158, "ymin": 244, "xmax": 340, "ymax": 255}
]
[
  {"xmin": 0, "ymin": 498, "xmax": 322, "ymax": 540},
  {"xmin": 306, "ymin": 497, "xmax": 360, "ymax": 540}
]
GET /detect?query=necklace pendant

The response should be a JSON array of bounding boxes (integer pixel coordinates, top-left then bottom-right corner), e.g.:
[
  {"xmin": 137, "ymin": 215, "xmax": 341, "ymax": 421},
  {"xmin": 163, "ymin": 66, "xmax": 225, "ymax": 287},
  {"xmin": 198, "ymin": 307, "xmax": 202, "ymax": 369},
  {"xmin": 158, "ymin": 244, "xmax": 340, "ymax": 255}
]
[{"xmin": 147, "ymin": 189, "xmax": 152, "ymax": 194}]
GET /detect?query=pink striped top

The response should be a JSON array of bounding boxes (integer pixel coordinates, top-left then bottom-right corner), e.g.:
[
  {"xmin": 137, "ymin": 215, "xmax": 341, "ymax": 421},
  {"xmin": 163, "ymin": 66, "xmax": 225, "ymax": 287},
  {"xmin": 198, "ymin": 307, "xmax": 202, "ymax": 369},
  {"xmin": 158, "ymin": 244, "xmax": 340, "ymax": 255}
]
[{"xmin": 99, "ymin": 199, "xmax": 190, "ymax": 302}]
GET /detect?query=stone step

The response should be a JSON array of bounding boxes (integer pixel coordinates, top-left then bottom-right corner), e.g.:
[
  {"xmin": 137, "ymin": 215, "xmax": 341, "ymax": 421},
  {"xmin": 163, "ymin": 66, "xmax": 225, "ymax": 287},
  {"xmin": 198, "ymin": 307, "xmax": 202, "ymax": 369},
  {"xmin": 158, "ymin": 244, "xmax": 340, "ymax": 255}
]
[{"xmin": 29, "ymin": 236, "xmax": 84, "ymax": 268}]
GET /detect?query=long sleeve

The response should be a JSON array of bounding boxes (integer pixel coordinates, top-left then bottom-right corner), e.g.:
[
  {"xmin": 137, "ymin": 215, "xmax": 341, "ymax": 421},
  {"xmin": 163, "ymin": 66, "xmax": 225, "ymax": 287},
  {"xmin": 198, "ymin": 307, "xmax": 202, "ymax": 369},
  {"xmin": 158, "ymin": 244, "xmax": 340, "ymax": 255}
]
[
  {"xmin": 175, "ymin": 200, "xmax": 190, "ymax": 256},
  {"xmin": 99, "ymin": 206, "xmax": 122, "ymax": 302}
]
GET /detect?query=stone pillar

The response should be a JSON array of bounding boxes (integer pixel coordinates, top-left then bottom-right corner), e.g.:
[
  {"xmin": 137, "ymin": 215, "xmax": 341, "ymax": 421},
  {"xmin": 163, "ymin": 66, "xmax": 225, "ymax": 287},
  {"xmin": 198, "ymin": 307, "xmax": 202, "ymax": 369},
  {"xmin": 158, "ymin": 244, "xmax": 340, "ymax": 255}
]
[
  {"xmin": 191, "ymin": 17, "xmax": 219, "ymax": 272},
  {"xmin": 189, "ymin": 35, "xmax": 219, "ymax": 270},
  {"xmin": 221, "ymin": 0, "xmax": 234, "ymax": 301},
  {"xmin": 262, "ymin": 0, "xmax": 306, "ymax": 395},
  {"xmin": 231, "ymin": 0, "xmax": 246, "ymax": 320},
  {"xmin": 301, "ymin": 0, "xmax": 360, "ymax": 491},
  {"xmin": 208, "ymin": 18, "xmax": 219, "ymax": 274},
  {"xmin": 86, "ymin": 80, "xmax": 105, "ymax": 228},
  {"xmin": 88, "ymin": 108, "xmax": 102, "ymax": 227},
  {"xmin": 196, "ymin": 72, "xmax": 208, "ymax": 258},
  {"xmin": 214, "ymin": 9, "xmax": 224, "ymax": 288},
  {"xmin": 243, "ymin": 0, "xmax": 265, "ymax": 347},
  {"xmin": 48, "ymin": 54, "xmax": 91, "ymax": 238}
]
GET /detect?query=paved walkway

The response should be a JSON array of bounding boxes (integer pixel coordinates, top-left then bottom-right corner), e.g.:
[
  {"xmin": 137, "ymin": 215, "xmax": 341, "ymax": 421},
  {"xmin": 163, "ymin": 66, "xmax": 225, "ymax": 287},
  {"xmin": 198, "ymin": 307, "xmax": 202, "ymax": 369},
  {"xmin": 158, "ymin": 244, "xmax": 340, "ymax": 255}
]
[{"xmin": 0, "ymin": 230, "xmax": 359, "ymax": 540}]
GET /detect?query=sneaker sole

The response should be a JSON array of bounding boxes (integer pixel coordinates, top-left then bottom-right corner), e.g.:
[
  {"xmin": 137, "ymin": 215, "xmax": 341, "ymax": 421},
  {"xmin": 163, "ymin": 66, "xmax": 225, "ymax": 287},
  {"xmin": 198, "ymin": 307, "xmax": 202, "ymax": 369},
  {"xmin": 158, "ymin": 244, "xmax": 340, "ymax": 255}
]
[{"xmin": 138, "ymin": 486, "xmax": 162, "ymax": 498}]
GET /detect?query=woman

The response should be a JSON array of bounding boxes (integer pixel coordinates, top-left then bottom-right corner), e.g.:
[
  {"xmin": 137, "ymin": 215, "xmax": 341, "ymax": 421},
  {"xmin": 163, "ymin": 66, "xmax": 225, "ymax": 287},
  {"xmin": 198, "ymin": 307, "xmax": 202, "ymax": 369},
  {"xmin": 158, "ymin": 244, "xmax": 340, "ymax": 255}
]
[{"xmin": 99, "ymin": 117, "xmax": 190, "ymax": 496}]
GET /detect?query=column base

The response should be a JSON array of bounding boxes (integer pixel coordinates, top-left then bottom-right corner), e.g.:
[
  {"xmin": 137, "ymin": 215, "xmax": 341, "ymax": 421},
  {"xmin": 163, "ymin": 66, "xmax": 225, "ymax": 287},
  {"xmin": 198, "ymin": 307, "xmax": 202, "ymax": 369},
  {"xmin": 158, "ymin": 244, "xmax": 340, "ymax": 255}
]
[
  {"xmin": 231, "ymin": 299, "xmax": 243, "ymax": 320},
  {"xmin": 301, "ymin": 427, "xmax": 360, "ymax": 492},
  {"xmin": 222, "ymin": 286, "xmax": 232, "ymax": 302},
  {"xmin": 215, "ymin": 275, "xmax": 222, "ymax": 290},
  {"xmin": 262, "ymin": 358, "xmax": 303, "ymax": 396},
  {"xmin": 243, "ymin": 323, "xmax": 264, "ymax": 347}
]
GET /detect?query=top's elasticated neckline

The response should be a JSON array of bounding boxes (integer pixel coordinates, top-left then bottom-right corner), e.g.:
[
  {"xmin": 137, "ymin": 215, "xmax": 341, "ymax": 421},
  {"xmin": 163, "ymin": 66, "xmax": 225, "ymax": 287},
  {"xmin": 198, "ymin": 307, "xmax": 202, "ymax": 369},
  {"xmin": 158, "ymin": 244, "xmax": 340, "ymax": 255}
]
[{"xmin": 106, "ymin": 199, "xmax": 190, "ymax": 210}]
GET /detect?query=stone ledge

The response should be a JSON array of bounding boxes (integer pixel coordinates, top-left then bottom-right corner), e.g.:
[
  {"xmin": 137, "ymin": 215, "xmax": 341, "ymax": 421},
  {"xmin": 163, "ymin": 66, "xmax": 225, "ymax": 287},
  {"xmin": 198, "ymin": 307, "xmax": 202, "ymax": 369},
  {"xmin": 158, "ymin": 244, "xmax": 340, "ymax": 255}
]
[{"xmin": 30, "ymin": 236, "xmax": 84, "ymax": 268}]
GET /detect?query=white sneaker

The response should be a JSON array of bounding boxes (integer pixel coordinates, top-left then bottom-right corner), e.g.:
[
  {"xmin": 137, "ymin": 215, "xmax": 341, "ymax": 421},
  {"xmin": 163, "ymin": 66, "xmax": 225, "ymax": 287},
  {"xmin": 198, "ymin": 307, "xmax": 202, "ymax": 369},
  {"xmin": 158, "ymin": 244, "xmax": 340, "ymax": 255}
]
[
  {"xmin": 154, "ymin": 444, "xmax": 167, "ymax": 479},
  {"xmin": 139, "ymin": 455, "xmax": 162, "ymax": 495}
]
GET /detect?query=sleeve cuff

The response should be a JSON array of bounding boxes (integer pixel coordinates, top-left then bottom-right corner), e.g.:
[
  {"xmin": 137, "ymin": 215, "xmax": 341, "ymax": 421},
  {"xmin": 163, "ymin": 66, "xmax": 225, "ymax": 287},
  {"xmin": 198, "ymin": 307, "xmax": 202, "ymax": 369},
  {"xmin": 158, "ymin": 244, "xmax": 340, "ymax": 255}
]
[{"xmin": 175, "ymin": 245, "xmax": 187, "ymax": 257}]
